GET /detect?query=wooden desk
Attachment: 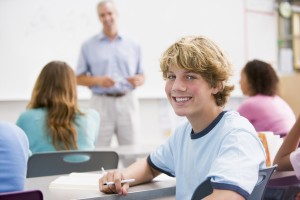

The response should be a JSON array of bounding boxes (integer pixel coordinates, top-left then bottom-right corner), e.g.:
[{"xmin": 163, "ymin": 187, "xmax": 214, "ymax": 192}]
[{"xmin": 25, "ymin": 174, "xmax": 175, "ymax": 200}]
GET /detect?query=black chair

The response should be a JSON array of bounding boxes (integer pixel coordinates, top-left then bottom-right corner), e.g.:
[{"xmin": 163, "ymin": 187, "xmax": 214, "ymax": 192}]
[
  {"xmin": 191, "ymin": 165, "xmax": 277, "ymax": 200},
  {"xmin": 27, "ymin": 150, "xmax": 119, "ymax": 178},
  {"xmin": 0, "ymin": 190, "xmax": 43, "ymax": 200}
]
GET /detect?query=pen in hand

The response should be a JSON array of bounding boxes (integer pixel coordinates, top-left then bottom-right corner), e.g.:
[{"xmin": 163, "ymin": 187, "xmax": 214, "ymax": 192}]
[
  {"xmin": 101, "ymin": 167, "xmax": 135, "ymax": 186},
  {"xmin": 103, "ymin": 179, "xmax": 135, "ymax": 186},
  {"xmin": 101, "ymin": 167, "xmax": 106, "ymax": 175}
]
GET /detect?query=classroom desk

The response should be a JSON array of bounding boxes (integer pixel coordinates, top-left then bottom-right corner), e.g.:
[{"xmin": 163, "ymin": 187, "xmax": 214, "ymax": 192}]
[
  {"xmin": 266, "ymin": 171, "xmax": 300, "ymax": 200},
  {"xmin": 25, "ymin": 174, "xmax": 176, "ymax": 200},
  {"xmin": 269, "ymin": 171, "xmax": 300, "ymax": 187}
]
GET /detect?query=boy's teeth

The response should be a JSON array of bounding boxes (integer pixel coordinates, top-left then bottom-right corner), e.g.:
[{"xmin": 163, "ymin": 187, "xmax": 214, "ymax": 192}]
[{"xmin": 176, "ymin": 97, "xmax": 189, "ymax": 102}]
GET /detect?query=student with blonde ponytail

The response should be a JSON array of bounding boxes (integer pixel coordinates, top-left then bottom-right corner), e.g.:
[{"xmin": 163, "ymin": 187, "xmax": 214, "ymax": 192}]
[{"xmin": 17, "ymin": 61, "xmax": 100, "ymax": 153}]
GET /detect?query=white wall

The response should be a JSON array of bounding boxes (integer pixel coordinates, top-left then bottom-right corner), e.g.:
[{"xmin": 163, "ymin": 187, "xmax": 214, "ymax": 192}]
[{"xmin": 0, "ymin": 0, "xmax": 277, "ymax": 100}]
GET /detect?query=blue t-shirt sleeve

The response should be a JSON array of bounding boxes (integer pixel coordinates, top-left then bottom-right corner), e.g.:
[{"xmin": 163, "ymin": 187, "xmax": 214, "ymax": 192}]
[
  {"xmin": 148, "ymin": 133, "xmax": 177, "ymax": 177},
  {"xmin": 208, "ymin": 129, "xmax": 266, "ymax": 198}
]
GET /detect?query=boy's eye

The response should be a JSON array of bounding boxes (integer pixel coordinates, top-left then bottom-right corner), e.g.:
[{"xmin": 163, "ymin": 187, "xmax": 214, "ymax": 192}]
[
  {"xmin": 186, "ymin": 75, "xmax": 196, "ymax": 80},
  {"xmin": 167, "ymin": 74, "xmax": 175, "ymax": 80}
]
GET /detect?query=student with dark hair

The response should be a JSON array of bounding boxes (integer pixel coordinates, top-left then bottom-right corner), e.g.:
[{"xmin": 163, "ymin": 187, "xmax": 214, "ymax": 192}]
[
  {"xmin": 16, "ymin": 61, "xmax": 100, "ymax": 153},
  {"xmin": 238, "ymin": 59, "xmax": 295, "ymax": 137},
  {"xmin": 0, "ymin": 121, "xmax": 29, "ymax": 192}
]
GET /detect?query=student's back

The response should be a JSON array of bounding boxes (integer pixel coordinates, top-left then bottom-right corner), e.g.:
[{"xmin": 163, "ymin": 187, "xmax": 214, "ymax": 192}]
[
  {"xmin": 0, "ymin": 121, "xmax": 29, "ymax": 192},
  {"xmin": 238, "ymin": 59, "xmax": 295, "ymax": 136},
  {"xmin": 238, "ymin": 94, "xmax": 295, "ymax": 135},
  {"xmin": 16, "ymin": 61, "xmax": 100, "ymax": 153},
  {"xmin": 16, "ymin": 108, "xmax": 99, "ymax": 153}
]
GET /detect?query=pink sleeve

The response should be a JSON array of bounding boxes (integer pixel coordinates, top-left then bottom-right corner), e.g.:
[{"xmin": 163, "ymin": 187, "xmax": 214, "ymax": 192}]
[{"xmin": 290, "ymin": 148, "xmax": 300, "ymax": 179}]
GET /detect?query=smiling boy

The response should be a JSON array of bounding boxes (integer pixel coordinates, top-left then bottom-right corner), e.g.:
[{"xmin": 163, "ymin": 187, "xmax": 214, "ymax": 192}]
[{"xmin": 99, "ymin": 36, "xmax": 266, "ymax": 200}]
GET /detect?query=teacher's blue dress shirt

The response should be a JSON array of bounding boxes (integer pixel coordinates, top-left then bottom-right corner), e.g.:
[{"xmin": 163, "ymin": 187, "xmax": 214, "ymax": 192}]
[{"xmin": 76, "ymin": 32, "xmax": 143, "ymax": 94}]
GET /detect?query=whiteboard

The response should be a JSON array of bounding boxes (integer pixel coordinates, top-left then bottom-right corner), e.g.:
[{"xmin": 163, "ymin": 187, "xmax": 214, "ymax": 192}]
[{"xmin": 0, "ymin": 0, "xmax": 277, "ymax": 100}]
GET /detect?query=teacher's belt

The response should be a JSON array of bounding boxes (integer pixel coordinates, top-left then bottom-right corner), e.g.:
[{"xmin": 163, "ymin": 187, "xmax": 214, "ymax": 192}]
[{"xmin": 96, "ymin": 93, "xmax": 126, "ymax": 97}]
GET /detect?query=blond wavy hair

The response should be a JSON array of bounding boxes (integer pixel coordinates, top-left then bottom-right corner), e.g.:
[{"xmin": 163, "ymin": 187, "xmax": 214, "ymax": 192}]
[
  {"xmin": 160, "ymin": 36, "xmax": 234, "ymax": 107},
  {"xmin": 27, "ymin": 61, "xmax": 81, "ymax": 150}
]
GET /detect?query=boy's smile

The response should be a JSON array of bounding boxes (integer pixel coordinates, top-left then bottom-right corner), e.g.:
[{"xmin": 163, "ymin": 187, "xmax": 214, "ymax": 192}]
[
  {"xmin": 173, "ymin": 96, "xmax": 192, "ymax": 103},
  {"xmin": 165, "ymin": 66, "xmax": 218, "ymax": 120}
]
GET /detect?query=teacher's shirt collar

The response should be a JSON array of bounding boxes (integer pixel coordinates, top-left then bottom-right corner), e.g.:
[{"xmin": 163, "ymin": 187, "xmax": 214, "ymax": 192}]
[{"xmin": 97, "ymin": 32, "xmax": 123, "ymax": 41}]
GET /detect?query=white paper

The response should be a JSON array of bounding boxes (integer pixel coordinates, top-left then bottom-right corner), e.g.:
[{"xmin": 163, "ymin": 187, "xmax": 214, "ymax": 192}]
[{"xmin": 49, "ymin": 173, "xmax": 103, "ymax": 190}]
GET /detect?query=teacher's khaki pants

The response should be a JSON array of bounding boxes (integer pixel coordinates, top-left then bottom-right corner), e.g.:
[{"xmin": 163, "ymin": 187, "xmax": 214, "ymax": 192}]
[{"xmin": 90, "ymin": 92, "xmax": 140, "ymax": 147}]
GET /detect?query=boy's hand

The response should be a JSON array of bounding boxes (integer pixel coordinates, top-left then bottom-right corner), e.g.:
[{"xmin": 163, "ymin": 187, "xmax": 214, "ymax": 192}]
[{"xmin": 99, "ymin": 170, "xmax": 129, "ymax": 195}]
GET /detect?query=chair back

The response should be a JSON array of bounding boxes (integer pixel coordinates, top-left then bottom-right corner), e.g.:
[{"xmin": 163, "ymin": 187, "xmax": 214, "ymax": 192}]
[
  {"xmin": 0, "ymin": 190, "xmax": 43, "ymax": 200},
  {"xmin": 249, "ymin": 165, "xmax": 277, "ymax": 200},
  {"xmin": 27, "ymin": 150, "xmax": 118, "ymax": 178},
  {"xmin": 191, "ymin": 165, "xmax": 277, "ymax": 200}
]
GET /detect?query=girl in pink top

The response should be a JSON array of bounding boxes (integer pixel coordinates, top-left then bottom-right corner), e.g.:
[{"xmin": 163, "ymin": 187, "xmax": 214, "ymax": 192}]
[{"xmin": 238, "ymin": 59, "xmax": 295, "ymax": 136}]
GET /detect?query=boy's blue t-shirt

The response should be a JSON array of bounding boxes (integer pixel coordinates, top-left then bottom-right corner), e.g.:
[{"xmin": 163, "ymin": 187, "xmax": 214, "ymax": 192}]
[{"xmin": 148, "ymin": 111, "xmax": 266, "ymax": 200}]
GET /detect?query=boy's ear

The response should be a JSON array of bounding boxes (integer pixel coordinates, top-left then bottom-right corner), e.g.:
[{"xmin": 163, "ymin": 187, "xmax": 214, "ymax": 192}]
[
  {"xmin": 212, "ymin": 81, "xmax": 223, "ymax": 94},
  {"xmin": 211, "ymin": 87, "xmax": 219, "ymax": 94}
]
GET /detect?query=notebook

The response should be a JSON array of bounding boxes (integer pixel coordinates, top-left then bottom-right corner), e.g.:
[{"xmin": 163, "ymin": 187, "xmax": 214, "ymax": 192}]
[
  {"xmin": 49, "ymin": 172, "xmax": 174, "ymax": 190},
  {"xmin": 49, "ymin": 172, "xmax": 102, "ymax": 190}
]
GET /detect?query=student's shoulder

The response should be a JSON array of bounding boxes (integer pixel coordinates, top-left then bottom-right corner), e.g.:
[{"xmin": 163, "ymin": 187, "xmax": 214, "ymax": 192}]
[
  {"xmin": 0, "ymin": 121, "xmax": 21, "ymax": 133},
  {"xmin": 223, "ymin": 111, "xmax": 256, "ymax": 132},
  {"xmin": 76, "ymin": 109, "xmax": 100, "ymax": 132},
  {"xmin": 0, "ymin": 121, "xmax": 28, "ymax": 142},
  {"xmin": 238, "ymin": 95, "xmax": 267, "ymax": 113},
  {"xmin": 16, "ymin": 108, "xmax": 46, "ymax": 125},
  {"xmin": 18, "ymin": 108, "xmax": 46, "ymax": 119},
  {"xmin": 223, "ymin": 110, "xmax": 242, "ymax": 121},
  {"xmin": 221, "ymin": 111, "xmax": 262, "ymax": 146},
  {"xmin": 78, "ymin": 108, "xmax": 100, "ymax": 120},
  {"xmin": 244, "ymin": 95, "xmax": 273, "ymax": 105}
]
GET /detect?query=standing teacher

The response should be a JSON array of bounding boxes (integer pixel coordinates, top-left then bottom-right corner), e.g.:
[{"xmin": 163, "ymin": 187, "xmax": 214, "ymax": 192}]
[{"xmin": 76, "ymin": 0, "xmax": 144, "ymax": 147}]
